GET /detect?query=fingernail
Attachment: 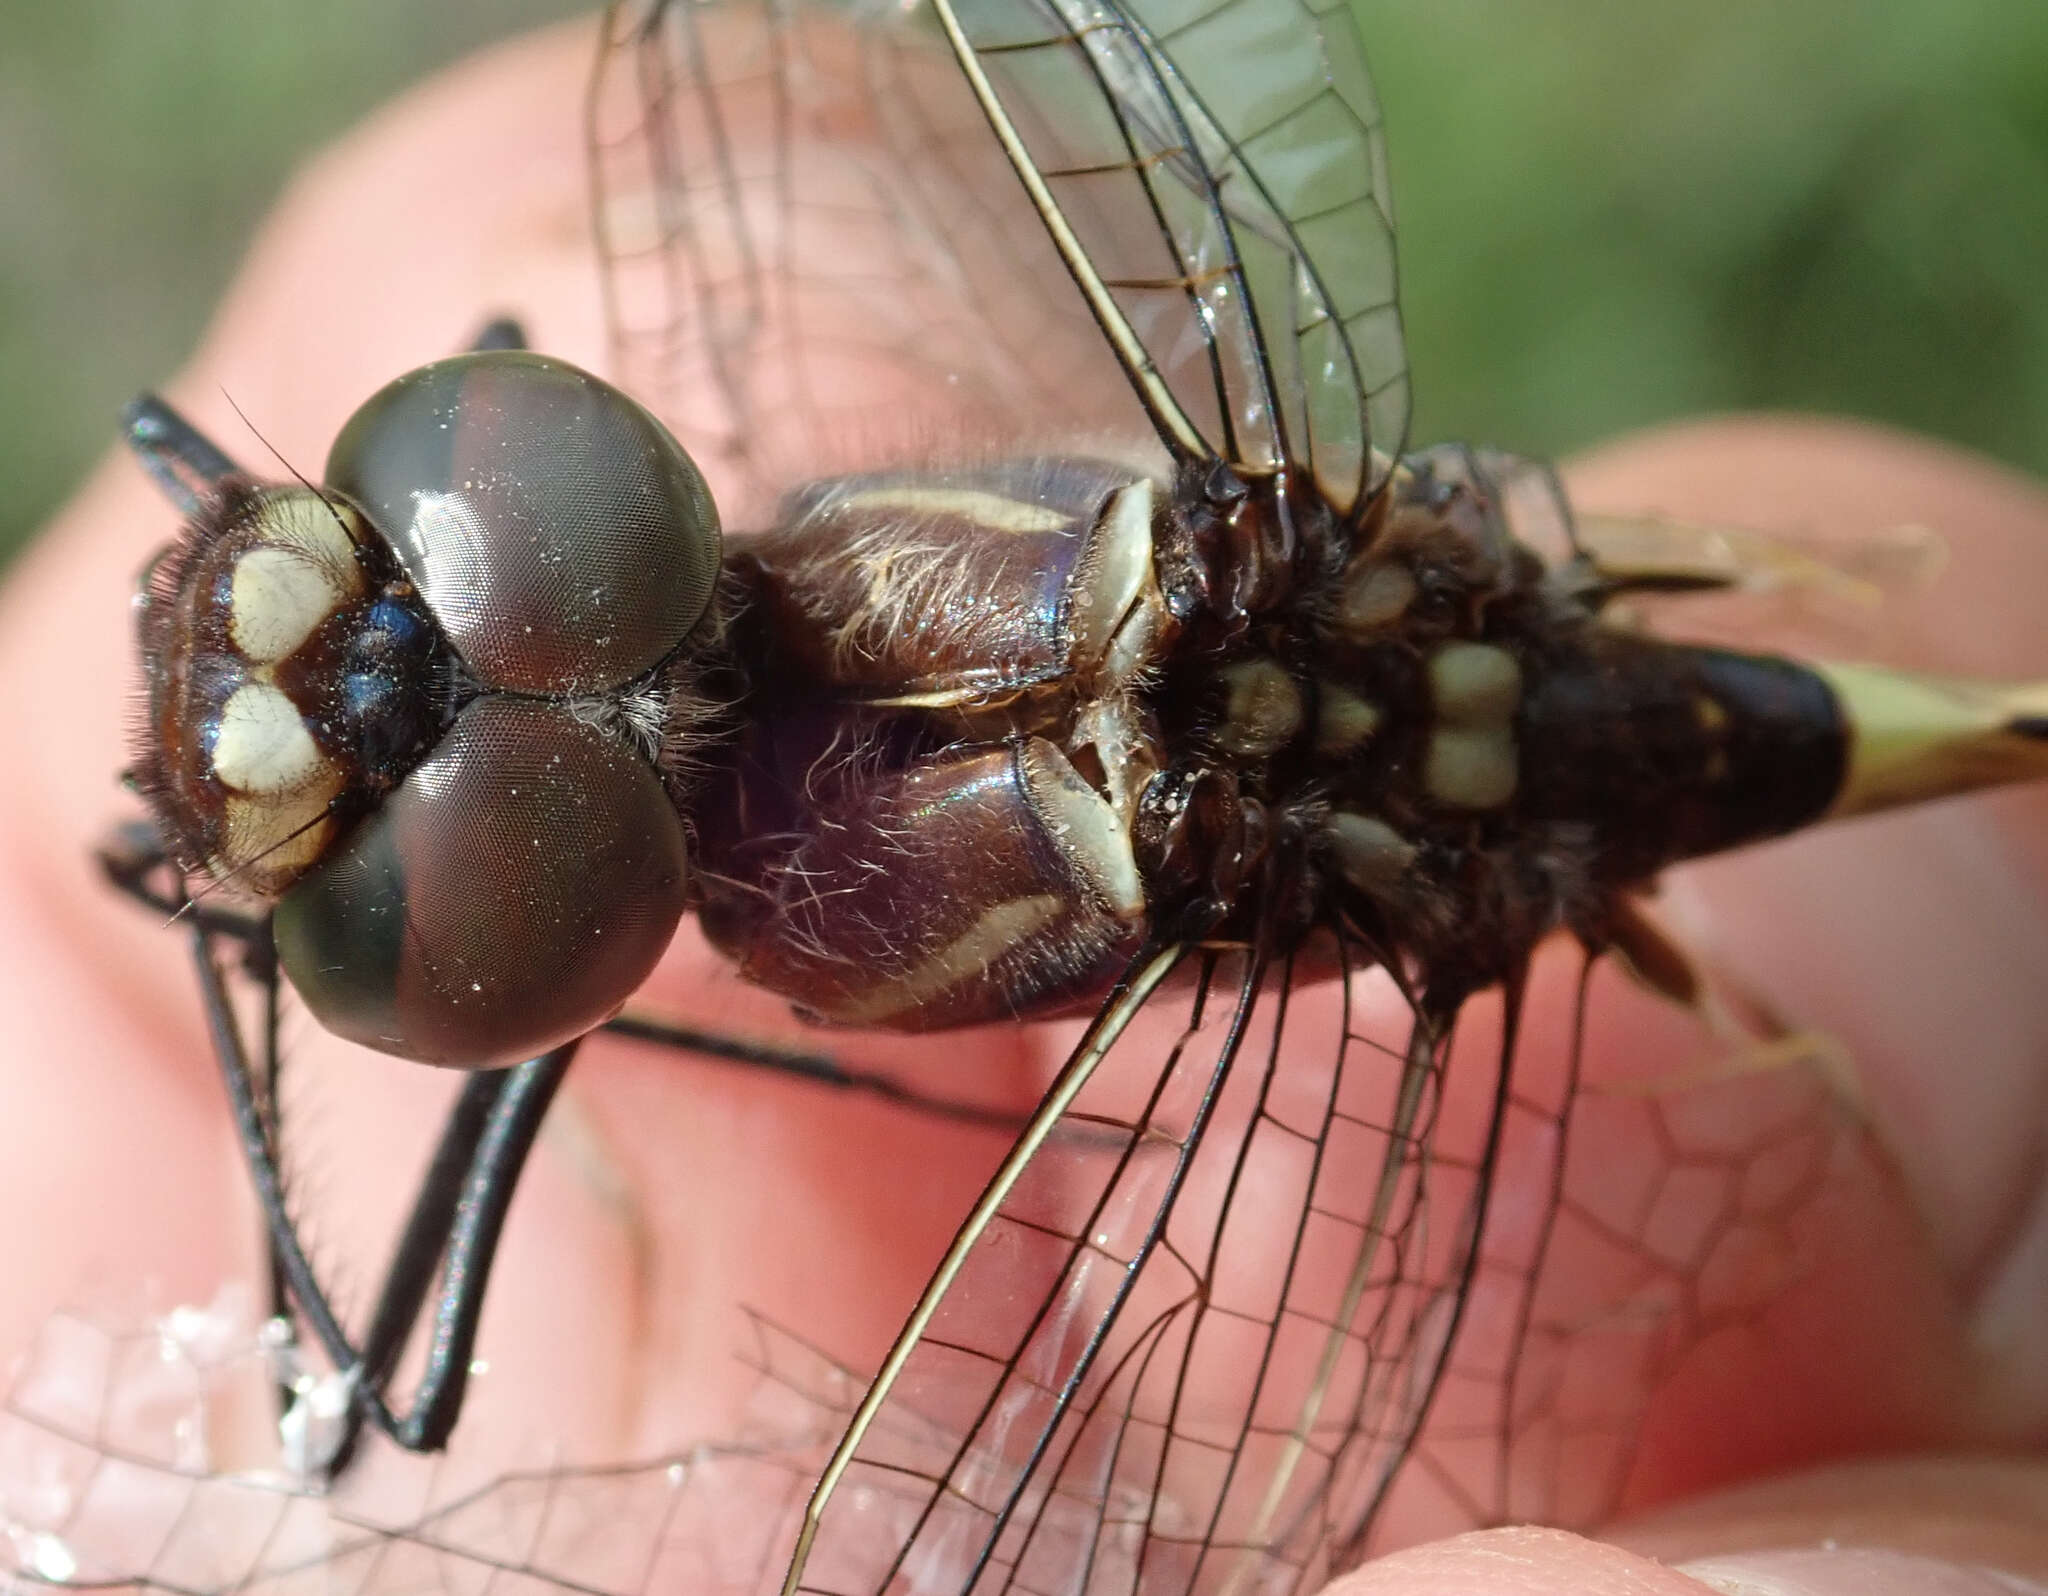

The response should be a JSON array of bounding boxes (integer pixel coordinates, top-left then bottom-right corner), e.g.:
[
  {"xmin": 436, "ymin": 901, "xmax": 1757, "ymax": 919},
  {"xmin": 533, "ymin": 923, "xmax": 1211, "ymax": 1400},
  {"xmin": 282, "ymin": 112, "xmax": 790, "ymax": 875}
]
[{"xmin": 1682, "ymin": 1547, "xmax": 2048, "ymax": 1596}]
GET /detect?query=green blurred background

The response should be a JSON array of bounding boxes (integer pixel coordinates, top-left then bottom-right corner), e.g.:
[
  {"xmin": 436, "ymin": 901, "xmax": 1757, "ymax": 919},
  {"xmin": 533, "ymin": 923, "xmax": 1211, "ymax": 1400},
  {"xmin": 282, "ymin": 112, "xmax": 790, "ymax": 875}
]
[{"xmin": 3, "ymin": 1, "xmax": 2045, "ymax": 565}]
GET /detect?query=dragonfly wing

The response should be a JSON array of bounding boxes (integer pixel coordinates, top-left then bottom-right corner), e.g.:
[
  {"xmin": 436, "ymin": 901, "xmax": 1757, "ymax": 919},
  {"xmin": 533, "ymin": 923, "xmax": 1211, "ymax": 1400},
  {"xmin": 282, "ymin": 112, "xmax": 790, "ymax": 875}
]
[
  {"xmin": 780, "ymin": 933, "xmax": 1525, "ymax": 1596},
  {"xmin": 590, "ymin": 0, "xmax": 1160, "ymax": 526},
  {"xmin": 929, "ymin": 0, "xmax": 1408, "ymax": 512},
  {"xmin": 1340, "ymin": 937, "xmax": 1889, "ymax": 1548},
  {"xmin": 0, "ymin": 1299, "xmax": 850, "ymax": 1596}
]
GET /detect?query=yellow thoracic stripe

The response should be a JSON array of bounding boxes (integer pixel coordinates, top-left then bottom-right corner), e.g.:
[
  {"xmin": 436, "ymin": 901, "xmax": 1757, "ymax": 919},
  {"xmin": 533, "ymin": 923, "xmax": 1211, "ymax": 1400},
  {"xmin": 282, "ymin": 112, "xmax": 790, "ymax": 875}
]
[{"xmin": 832, "ymin": 487, "xmax": 1073, "ymax": 534}]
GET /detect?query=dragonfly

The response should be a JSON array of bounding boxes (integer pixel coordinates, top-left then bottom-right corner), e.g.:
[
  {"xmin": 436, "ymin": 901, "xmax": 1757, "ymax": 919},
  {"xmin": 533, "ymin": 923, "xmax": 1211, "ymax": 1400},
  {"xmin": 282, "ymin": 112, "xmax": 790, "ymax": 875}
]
[{"xmin": 55, "ymin": 0, "xmax": 2048, "ymax": 1591}]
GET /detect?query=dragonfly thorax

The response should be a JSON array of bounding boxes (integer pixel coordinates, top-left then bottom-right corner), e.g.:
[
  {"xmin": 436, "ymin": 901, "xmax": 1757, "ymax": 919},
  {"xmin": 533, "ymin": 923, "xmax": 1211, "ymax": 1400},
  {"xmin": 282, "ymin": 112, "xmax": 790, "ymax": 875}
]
[{"xmin": 685, "ymin": 454, "xmax": 1570, "ymax": 1029}]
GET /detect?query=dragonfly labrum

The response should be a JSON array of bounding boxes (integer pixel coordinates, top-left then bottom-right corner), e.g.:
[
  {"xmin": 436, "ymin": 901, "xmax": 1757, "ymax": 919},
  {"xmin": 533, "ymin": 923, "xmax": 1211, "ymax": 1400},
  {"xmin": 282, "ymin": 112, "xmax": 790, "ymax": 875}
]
[{"xmin": 76, "ymin": 0, "xmax": 2048, "ymax": 1591}]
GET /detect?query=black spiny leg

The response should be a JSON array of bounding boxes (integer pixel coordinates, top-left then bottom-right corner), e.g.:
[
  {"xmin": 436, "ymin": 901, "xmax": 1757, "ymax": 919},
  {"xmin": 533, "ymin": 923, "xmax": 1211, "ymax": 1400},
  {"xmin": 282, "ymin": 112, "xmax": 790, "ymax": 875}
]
[
  {"xmin": 185, "ymin": 909, "xmax": 574, "ymax": 1464},
  {"xmin": 122, "ymin": 394, "xmax": 243, "ymax": 511},
  {"xmin": 469, "ymin": 315, "xmax": 529, "ymax": 351},
  {"xmin": 99, "ymin": 822, "xmax": 297, "ymax": 1421},
  {"xmin": 100, "ymin": 823, "xmax": 573, "ymax": 1464}
]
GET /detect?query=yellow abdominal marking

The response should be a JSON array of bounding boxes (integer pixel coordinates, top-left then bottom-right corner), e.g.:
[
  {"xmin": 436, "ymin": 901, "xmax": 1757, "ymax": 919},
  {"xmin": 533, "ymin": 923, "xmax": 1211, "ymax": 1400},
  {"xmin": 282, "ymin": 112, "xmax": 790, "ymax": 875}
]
[
  {"xmin": 833, "ymin": 894, "xmax": 1064, "ymax": 1025},
  {"xmin": 1427, "ymin": 641, "xmax": 1522, "ymax": 723},
  {"xmin": 1425, "ymin": 641, "xmax": 1523, "ymax": 808},
  {"xmin": 1818, "ymin": 662, "xmax": 2048, "ymax": 818},
  {"xmin": 1325, "ymin": 811, "xmax": 1416, "ymax": 899},
  {"xmin": 836, "ymin": 487, "xmax": 1071, "ymax": 534},
  {"xmin": 1334, "ymin": 559, "xmax": 1416, "ymax": 638},
  {"xmin": 1425, "ymin": 726, "xmax": 1519, "ymax": 809},
  {"xmin": 1214, "ymin": 657, "xmax": 1303, "ymax": 758}
]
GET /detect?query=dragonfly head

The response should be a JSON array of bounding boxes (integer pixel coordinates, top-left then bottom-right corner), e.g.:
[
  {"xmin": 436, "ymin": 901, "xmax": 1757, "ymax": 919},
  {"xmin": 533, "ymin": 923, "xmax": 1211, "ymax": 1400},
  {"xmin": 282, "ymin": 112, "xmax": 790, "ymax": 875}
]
[{"xmin": 128, "ymin": 350, "xmax": 728, "ymax": 1066}]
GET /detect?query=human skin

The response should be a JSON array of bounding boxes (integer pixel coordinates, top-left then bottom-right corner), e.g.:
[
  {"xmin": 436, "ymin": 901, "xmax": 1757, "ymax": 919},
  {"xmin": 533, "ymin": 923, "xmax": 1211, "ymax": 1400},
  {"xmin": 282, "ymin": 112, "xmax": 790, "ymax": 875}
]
[{"xmin": 0, "ymin": 17, "xmax": 2043, "ymax": 1594}]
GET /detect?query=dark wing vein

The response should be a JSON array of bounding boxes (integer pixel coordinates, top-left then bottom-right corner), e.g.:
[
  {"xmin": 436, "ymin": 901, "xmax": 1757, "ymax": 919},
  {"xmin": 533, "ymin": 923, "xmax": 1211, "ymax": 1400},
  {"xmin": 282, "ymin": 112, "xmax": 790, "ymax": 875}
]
[
  {"xmin": 778, "ymin": 920, "xmax": 1565, "ymax": 1596},
  {"xmin": 0, "ymin": 1304, "xmax": 835, "ymax": 1596},
  {"xmin": 590, "ymin": 0, "xmax": 1161, "ymax": 529},
  {"xmin": 931, "ymin": 0, "xmax": 1408, "ymax": 513}
]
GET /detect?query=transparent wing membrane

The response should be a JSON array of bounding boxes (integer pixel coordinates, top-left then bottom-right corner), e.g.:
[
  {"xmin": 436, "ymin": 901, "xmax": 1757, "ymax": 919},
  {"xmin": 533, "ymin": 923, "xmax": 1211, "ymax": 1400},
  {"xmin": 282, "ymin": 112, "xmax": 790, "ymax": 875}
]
[
  {"xmin": 591, "ymin": 0, "xmax": 1407, "ymax": 521},
  {"xmin": 591, "ymin": 0, "xmax": 1164, "ymax": 526},
  {"xmin": 932, "ymin": 0, "xmax": 1407, "ymax": 509},
  {"xmin": 1345, "ymin": 945, "xmax": 1883, "ymax": 1552},
  {"xmin": 4, "ymin": 951, "xmax": 1897, "ymax": 1594},
  {"xmin": 779, "ymin": 940, "xmax": 1508, "ymax": 1595},
  {"xmin": 0, "ymin": 1300, "xmax": 839, "ymax": 1596}
]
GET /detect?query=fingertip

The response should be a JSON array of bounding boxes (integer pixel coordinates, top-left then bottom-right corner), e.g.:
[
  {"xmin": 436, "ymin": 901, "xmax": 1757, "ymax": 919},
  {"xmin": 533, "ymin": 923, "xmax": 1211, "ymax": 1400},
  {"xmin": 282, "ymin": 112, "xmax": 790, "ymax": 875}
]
[
  {"xmin": 1678, "ymin": 1549, "xmax": 2048, "ymax": 1596},
  {"xmin": 1322, "ymin": 1526, "xmax": 1714, "ymax": 1596},
  {"xmin": 1563, "ymin": 414, "xmax": 2048, "ymax": 1428},
  {"xmin": 1615, "ymin": 1457, "xmax": 2048, "ymax": 1585}
]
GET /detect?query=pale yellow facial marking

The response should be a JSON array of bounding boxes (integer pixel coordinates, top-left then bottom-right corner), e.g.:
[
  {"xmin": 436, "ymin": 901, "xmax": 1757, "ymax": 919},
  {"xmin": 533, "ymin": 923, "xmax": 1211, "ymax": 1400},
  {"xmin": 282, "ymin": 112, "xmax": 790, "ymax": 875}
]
[
  {"xmin": 1428, "ymin": 642, "xmax": 1522, "ymax": 724},
  {"xmin": 837, "ymin": 487, "xmax": 1071, "ymax": 535},
  {"xmin": 1325, "ymin": 811, "xmax": 1417, "ymax": 898},
  {"xmin": 1335, "ymin": 560, "xmax": 1416, "ymax": 638},
  {"xmin": 220, "ymin": 767, "xmax": 343, "ymax": 891},
  {"xmin": 223, "ymin": 794, "xmax": 337, "ymax": 885},
  {"xmin": 1315, "ymin": 685, "xmax": 1383, "ymax": 756},
  {"xmin": 1425, "ymin": 726, "xmax": 1518, "ymax": 809},
  {"xmin": 212, "ymin": 682, "xmax": 329, "ymax": 797},
  {"xmin": 833, "ymin": 895, "xmax": 1065, "ymax": 1025},
  {"xmin": 1214, "ymin": 657, "xmax": 1303, "ymax": 758},
  {"xmin": 1694, "ymin": 694, "xmax": 1729, "ymax": 734},
  {"xmin": 229, "ymin": 546, "xmax": 346, "ymax": 663},
  {"xmin": 261, "ymin": 490, "xmax": 366, "ymax": 574}
]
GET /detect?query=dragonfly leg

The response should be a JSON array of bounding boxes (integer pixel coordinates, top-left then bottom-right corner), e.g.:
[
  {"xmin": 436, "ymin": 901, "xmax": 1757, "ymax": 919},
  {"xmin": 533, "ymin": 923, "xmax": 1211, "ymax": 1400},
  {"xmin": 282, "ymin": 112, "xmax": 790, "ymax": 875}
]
[
  {"xmin": 185, "ymin": 914, "xmax": 576, "ymax": 1469},
  {"xmin": 315, "ymin": 1056, "xmax": 571, "ymax": 1472},
  {"xmin": 1598, "ymin": 897, "xmax": 1861, "ymax": 1104},
  {"xmin": 599, "ymin": 1011, "xmax": 1027, "ymax": 1132},
  {"xmin": 120, "ymin": 394, "xmax": 241, "ymax": 512},
  {"xmin": 120, "ymin": 314, "xmax": 524, "ymax": 520},
  {"xmin": 97, "ymin": 817, "xmax": 275, "ymax": 977},
  {"xmin": 467, "ymin": 315, "xmax": 528, "ymax": 351}
]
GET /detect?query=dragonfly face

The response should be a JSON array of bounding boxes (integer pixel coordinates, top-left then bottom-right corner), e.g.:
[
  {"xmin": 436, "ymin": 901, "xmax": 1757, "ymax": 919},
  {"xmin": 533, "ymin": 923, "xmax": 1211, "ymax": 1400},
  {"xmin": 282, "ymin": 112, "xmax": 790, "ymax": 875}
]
[{"xmin": 93, "ymin": 0, "xmax": 2048, "ymax": 1592}]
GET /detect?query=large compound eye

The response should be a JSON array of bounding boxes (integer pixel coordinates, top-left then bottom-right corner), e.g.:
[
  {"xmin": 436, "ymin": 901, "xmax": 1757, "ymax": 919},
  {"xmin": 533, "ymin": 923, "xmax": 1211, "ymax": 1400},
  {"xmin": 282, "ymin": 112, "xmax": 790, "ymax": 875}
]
[
  {"xmin": 327, "ymin": 351, "xmax": 720, "ymax": 695},
  {"xmin": 271, "ymin": 696, "xmax": 689, "ymax": 1067}
]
